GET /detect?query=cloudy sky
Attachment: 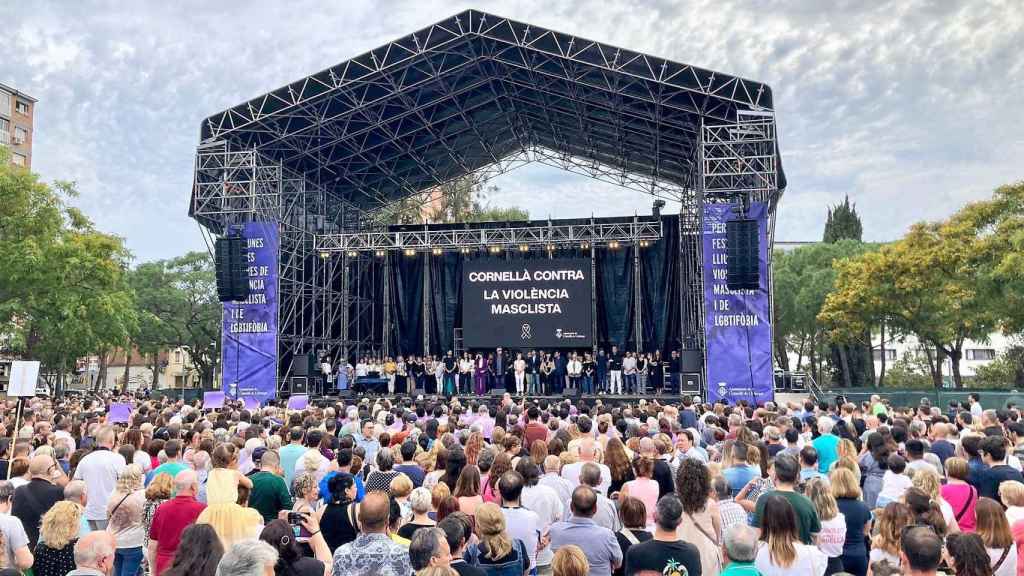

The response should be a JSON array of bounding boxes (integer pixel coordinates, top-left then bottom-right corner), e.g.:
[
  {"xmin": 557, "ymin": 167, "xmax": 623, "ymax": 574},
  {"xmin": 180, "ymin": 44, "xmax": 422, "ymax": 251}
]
[{"xmin": 6, "ymin": 1, "xmax": 1022, "ymax": 262}]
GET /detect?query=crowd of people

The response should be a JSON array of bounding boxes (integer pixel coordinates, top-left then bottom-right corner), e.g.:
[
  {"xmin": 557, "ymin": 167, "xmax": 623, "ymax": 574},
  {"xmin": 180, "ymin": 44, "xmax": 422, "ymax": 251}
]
[
  {"xmin": 329, "ymin": 345, "xmax": 690, "ymax": 396},
  {"xmin": 0, "ymin": 390, "xmax": 1022, "ymax": 576}
]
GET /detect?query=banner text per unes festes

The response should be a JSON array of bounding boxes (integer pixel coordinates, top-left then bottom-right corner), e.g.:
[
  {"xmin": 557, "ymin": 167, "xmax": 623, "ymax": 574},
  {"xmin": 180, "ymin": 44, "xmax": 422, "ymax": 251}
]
[
  {"xmin": 702, "ymin": 202, "xmax": 773, "ymax": 403},
  {"xmin": 221, "ymin": 221, "xmax": 279, "ymax": 402}
]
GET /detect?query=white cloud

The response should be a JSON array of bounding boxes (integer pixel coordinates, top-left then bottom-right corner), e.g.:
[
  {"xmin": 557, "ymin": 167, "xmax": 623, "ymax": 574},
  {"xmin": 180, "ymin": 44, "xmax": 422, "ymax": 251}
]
[{"xmin": 3, "ymin": 0, "xmax": 1022, "ymax": 261}]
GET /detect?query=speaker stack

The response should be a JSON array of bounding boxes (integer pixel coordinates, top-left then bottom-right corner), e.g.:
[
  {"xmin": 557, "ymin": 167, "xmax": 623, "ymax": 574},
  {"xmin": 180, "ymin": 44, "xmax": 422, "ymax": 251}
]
[
  {"xmin": 215, "ymin": 235, "xmax": 250, "ymax": 302},
  {"xmin": 726, "ymin": 218, "xmax": 760, "ymax": 291}
]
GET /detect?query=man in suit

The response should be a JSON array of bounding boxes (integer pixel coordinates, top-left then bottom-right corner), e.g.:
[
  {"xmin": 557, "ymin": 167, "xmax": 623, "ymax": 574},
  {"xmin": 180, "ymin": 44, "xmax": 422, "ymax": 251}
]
[
  {"xmin": 495, "ymin": 347, "xmax": 508, "ymax": 390},
  {"xmin": 553, "ymin": 350, "xmax": 567, "ymax": 395},
  {"xmin": 526, "ymin": 350, "xmax": 541, "ymax": 395}
]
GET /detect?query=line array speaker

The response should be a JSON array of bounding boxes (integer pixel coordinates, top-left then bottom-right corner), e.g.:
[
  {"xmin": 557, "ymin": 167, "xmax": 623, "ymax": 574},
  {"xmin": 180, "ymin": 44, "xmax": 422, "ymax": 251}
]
[
  {"xmin": 215, "ymin": 235, "xmax": 251, "ymax": 302},
  {"xmin": 726, "ymin": 218, "xmax": 759, "ymax": 291}
]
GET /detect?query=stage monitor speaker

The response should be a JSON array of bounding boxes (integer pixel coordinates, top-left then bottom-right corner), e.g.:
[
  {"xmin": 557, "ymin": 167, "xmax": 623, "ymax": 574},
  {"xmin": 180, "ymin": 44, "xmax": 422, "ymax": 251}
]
[
  {"xmin": 291, "ymin": 353, "xmax": 316, "ymax": 377},
  {"xmin": 215, "ymin": 236, "xmax": 250, "ymax": 302},
  {"xmin": 680, "ymin": 349, "xmax": 703, "ymax": 373},
  {"xmin": 412, "ymin": 388, "xmax": 425, "ymax": 397},
  {"xmin": 290, "ymin": 377, "xmax": 308, "ymax": 395},
  {"xmin": 680, "ymin": 372, "xmax": 702, "ymax": 393},
  {"xmin": 489, "ymin": 388, "xmax": 506, "ymax": 396},
  {"xmin": 726, "ymin": 218, "xmax": 759, "ymax": 290}
]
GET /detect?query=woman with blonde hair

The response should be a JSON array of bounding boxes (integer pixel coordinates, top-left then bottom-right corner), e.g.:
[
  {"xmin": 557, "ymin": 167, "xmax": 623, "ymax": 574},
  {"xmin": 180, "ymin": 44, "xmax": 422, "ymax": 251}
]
[
  {"xmin": 107, "ymin": 463, "xmax": 147, "ymax": 576},
  {"xmin": 975, "ymin": 497, "xmax": 1017, "ymax": 576},
  {"xmin": 912, "ymin": 468, "xmax": 959, "ymax": 533},
  {"xmin": 942, "ymin": 457, "xmax": 978, "ymax": 533},
  {"xmin": 33, "ymin": 501, "xmax": 82, "ymax": 576},
  {"xmin": 142, "ymin": 472, "xmax": 174, "ymax": 576},
  {"xmin": 474, "ymin": 502, "xmax": 529, "ymax": 575},
  {"xmin": 551, "ymin": 544, "xmax": 589, "ymax": 576},
  {"xmin": 999, "ymin": 480, "xmax": 1024, "ymax": 526},
  {"xmin": 829, "ymin": 468, "xmax": 871, "ymax": 576},
  {"xmin": 197, "ymin": 443, "xmax": 262, "ymax": 548},
  {"xmin": 806, "ymin": 478, "xmax": 846, "ymax": 575},
  {"xmin": 870, "ymin": 502, "xmax": 913, "ymax": 570}
]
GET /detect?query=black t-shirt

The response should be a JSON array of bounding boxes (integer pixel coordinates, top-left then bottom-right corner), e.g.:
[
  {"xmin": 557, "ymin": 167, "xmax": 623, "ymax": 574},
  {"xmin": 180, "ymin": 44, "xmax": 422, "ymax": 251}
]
[
  {"xmin": 836, "ymin": 497, "xmax": 871, "ymax": 555},
  {"xmin": 278, "ymin": 557, "xmax": 324, "ymax": 576},
  {"xmin": 653, "ymin": 459, "xmax": 675, "ymax": 499},
  {"xmin": 444, "ymin": 357, "xmax": 456, "ymax": 370},
  {"xmin": 609, "ymin": 354, "xmax": 623, "ymax": 370},
  {"xmin": 397, "ymin": 521, "xmax": 435, "ymax": 540},
  {"xmin": 451, "ymin": 560, "xmax": 486, "ymax": 576},
  {"xmin": 583, "ymin": 361, "xmax": 596, "ymax": 375},
  {"xmin": 614, "ymin": 529, "xmax": 652, "ymax": 576},
  {"xmin": 625, "ymin": 539, "xmax": 702, "ymax": 576}
]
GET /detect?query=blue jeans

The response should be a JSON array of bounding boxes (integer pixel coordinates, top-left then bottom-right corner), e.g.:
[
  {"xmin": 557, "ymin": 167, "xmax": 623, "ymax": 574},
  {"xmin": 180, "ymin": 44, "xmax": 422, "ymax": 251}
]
[
  {"xmin": 582, "ymin": 375, "xmax": 593, "ymax": 394},
  {"xmin": 115, "ymin": 547, "xmax": 143, "ymax": 576}
]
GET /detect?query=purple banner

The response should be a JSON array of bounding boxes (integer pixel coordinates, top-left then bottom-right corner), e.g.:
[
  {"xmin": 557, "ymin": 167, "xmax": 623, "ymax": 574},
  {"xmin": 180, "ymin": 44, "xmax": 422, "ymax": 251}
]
[
  {"xmin": 222, "ymin": 221, "xmax": 279, "ymax": 403},
  {"xmin": 203, "ymin": 391, "xmax": 226, "ymax": 409},
  {"xmin": 108, "ymin": 403, "xmax": 132, "ymax": 424},
  {"xmin": 286, "ymin": 394, "xmax": 309, "ymax": 411},
  {"xmin": 703, "ymin": 202, "xmax": 773, "ymax": 404}
]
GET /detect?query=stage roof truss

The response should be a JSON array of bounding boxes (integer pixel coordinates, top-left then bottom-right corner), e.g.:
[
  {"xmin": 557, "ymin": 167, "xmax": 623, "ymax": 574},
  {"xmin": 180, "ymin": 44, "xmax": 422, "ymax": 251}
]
[
  {"xmin": 315, "ymin": 219, "xmax": 662, "ymax": 252},
  {"xmin": 193, "ymin": 10, "xmax": 781, "ymax": 218}
]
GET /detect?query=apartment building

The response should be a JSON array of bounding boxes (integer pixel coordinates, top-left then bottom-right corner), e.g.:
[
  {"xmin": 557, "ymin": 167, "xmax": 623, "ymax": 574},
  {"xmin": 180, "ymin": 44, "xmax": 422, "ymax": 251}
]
[{"xmin": 0, "ymin": 82, "xmax": 35, "ymax": 168}]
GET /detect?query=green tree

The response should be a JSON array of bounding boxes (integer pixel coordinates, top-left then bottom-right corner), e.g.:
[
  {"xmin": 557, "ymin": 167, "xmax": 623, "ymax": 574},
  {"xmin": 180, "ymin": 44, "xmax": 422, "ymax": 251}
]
[
  {"xmin": 130, "ymin": 252, "xmax": 221, "ymax": 388},
  {"xmin": 820, "ymin": 212, "xmax": 1000, "ymax": 388},
  {"xmin": 823, "ymin": 195, "xmax": 863, "ymax": 243},
  {"xmin": 771, "ymin": 240, "xmax": 876, "ymax": 385},
  {"xmin": 379, "ymin": 174, "xmax": 529, "ymax": 224},
  {"xmin": 0, "ymin": 151, "xmax": 137, "ymax": 391}
]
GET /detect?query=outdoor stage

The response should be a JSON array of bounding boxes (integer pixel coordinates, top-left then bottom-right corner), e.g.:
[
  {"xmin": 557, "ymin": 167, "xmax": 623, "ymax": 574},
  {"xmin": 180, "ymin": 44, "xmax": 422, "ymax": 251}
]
[{"xmin": 189, "ymin": 10, "xmax": 785, "ymax": 407}]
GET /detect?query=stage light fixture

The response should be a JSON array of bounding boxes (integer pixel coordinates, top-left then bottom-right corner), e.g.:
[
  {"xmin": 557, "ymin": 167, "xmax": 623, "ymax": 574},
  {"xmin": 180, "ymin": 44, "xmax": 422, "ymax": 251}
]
[
  {"xmin": 460, "ymin": 247, "xmax": 470, "ymax": 254},
  {"xmin": 431, "ymin": 247, "xmax": 443, "ymax": 255},
  {"xmin": 609, "ymin": 241, "xmax": 619, "ymax": 249},
  {"xmin": 375, "ymin": 250, "xmax": 385, "ymax": 257},
  {"xmin": 580, "ymin": 242, "xmax": 590, "ymax": 249},
  {"xmin": 519, "ymin": 244, "xmax": 528, "ymax": 252},
  {"xmin": 346, "ymin": 250, "xmax": 358, "ymax": 258},
  {"xmin": 546, "ymin": 244, "xmax": 555, "ymax": 251},
  {"xmin": 404, "ymin": 248, "xmax": 416, "ymax": 256},
  {"xmin": 319, "ymin": 251, "xmax": 331, "ymax": 259}
]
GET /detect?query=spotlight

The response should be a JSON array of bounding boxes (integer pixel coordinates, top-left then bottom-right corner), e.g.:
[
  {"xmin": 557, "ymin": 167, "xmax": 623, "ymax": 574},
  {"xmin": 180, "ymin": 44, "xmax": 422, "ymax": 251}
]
[
  {"xmin": 609, "ymin": 241, "xmax": 619, "ymax": 249},
  {"xmin": 374, "ymin": 250, "xmax": 385, "ymax": 257},
  {"xmin": 519, "ymin": 244, "xmax": 529, "ymax": 252},
  {"xmin": 460, "ymin": 247, "xmax": 470, "ymax": 254},
  {"xmin": 580, "ymin": 242, "xmax": 590, "ymax": 250},
  {"xmin": 404, "ymin": 248, "xmax": 416, "ymax": 257},
  {"xmin": 319, "ymin": 251, "xmax": 331, "ymax": 259},
  {"xmin": 431, "ymin": 248, "xmax": 442, "ymax": 255},
  {"xmin": 345, "ymin": 251, "xmax": 358, "ymax": 258},
  {"xmin": 546, "ymin": 244, "xmax": 555, "ymax": 251},
  {"xmin": 639, "ymin": 240, "xmax": 650, "ymax": 248}
]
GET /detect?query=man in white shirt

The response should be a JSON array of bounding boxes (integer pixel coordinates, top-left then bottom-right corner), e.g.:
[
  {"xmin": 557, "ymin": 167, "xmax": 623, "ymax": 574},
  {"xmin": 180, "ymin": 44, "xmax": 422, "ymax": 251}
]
[
  {"xmin": 519, "ymin": 459, "xmax": 563, "ymax": 573},
  {"xmin": 622, "ymin": 352, "xmax": 637, "ymax": 394},
  {"xmin": 565, "ymin": 463, "xmax": 619, "ymax": 531},
  {"xmin": 498, "ymin": 471, "xmax": 544, "ymax": 572},
  {"xmin": 566, "ymin": 353, "xmax": 582, "ymax": 392},
  {"xmin": 560, "ymin": 443, "xmax": 611, "ymax": 495},
  {"xmin": 73, "ymin": 426, "xmax": 126, "ymax": 530},
  {"xmin": 540, "ymin": 455, "xmax": 574, "ymax": 505},
  {"xmin": 320, "ymin": 358, "xmax": 332, "ymax": 391},
  {"xmin": 54, "ymin": 418, "xmax": 76, "ymax": 454}
]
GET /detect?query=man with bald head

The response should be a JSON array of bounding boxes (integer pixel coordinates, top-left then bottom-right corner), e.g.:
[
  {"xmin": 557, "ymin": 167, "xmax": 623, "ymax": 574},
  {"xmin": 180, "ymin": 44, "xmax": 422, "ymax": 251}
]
[
  {"xmin": 69, "ymin": 530, "xmax": 117, "ymax": 576},
  {"xmin": 332, "ymin": 491, "xmax": 412, "ymax": 576},
  {"xmin": 12, "ymin": 454, "xmax": 64, "ymax": 547},
  {"xmin": 560, "ymin": 441, "xmax": 611, "ymax": 495},
  {"xmin": 64, "ymin": 480, "xmax": 92, "ymax": 538},
  {"xmin": 148, "ymin": 470, "xmax": 206, "ymax": 576},
  {"xmin": 549, "ymin": 485, "xmax": 622, "ymax": 576}
]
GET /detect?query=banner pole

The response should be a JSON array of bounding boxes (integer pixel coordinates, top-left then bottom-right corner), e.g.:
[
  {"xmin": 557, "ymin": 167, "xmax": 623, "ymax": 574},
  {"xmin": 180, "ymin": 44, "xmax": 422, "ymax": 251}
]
[{"xmin": 7, "ymin": 398, "xmax": 22, "ymax": 480}]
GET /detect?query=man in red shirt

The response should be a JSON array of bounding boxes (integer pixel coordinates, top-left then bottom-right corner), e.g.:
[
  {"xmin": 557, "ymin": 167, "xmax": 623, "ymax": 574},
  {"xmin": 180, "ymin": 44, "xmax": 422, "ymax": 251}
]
[
  {"xmin": 147, "ymin": 469, "xmax": 206, "ymax": 576},
  {"xmin": 524, "ymin": 406, "xmax": 548, "ymax": 449}
]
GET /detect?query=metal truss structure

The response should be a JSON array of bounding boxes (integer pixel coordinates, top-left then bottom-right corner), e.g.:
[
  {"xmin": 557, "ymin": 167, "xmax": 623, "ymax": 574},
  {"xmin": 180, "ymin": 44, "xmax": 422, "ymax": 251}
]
[
  {"xmin": 188, "ymin": 9, "xmax": 784, "ymax": 389},
  {"xmin": 315, "ymin": 219, "xmax": 662, "ymax": 253}
]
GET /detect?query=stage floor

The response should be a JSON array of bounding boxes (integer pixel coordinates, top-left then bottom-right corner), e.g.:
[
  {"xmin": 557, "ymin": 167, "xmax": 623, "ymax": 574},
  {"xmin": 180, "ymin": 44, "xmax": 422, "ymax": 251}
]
[{"xmin": 313, "ymin": 392, "xmax": 701, "ymax": 405}]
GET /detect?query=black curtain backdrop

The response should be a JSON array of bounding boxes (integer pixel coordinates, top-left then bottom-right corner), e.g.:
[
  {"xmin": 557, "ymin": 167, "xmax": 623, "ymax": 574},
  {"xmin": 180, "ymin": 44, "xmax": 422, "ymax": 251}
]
[{"xmin": 379, "ymin": 215, "xmax": 682, "ymax": 356}]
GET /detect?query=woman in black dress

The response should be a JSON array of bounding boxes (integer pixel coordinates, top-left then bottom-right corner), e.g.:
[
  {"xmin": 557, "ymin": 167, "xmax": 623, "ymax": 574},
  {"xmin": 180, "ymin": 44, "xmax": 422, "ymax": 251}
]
[
  {"xmin": 650, "ymin": 350, "xmax": 664, "ymax": 394},
  {"xmin": 320, "ymin": 473, "xmax": 359, "ymax": 553}
]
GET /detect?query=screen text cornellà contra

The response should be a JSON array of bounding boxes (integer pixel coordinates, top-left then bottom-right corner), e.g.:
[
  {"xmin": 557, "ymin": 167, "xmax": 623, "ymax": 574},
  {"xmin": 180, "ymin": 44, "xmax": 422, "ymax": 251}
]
[{"xmin": 467, "ymin": 270, "xmax": 585, "ymax": 282}]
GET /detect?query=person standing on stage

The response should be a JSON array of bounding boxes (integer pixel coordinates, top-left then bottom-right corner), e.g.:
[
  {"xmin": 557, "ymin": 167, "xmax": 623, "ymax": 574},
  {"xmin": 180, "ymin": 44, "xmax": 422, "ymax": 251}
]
[
  {"xmin": 650, "ymin": 351, "xmax": 664, "ymax": 395},
  {"xmin": 541, "ymin": 353, "xmax": 554, "ymax": 395},
  {"xmin": 567, "ymin": 353, "xmax": 583, "ymax": 392},
  {"xmin": 474, "ymin": 353, "xmax": 487, "ymax": 395},
  {"xmin": 622, "ymin": 351, "xmax": 637, "ymax": 394},
  {"xmin": 514, "ymin": 353, "xmax": 527, "ymax": 396},
  {"xmin": 459, "ymin": 353, "xmax": 473, "ymax": 395},
  {"xmin": 443, "ymin": 351, "xmax": 457, "ymax": 396},
  {"xmin": 526, "ymin": 350, "xmax": 540, "ymax": 395},
  {"xmin": 596, "ymin": 349, "xmax": 608, "ymax": 393},
  {"xmin": 485, "ymin": 352, "xmax": 496, "ymax": 390},
  {"xmin": 582, "ymin": 353, "xmax": 595, "ymax": 395},
  {"xmin": 552, "ymin": 350, "xmax": 566, "ymax": 395},
  {"xmin": 396, "ymin": 356, "xmax": 408, "ymax": 395},
  {"xmin": 608, "ymin": 346, "xmax": 623, "ymax": 395},
  {"xmin": 669, "ymin": 350, "xmax": 681, "ymax": 394},
  {"xmin": 637, "ymin": 353, "xmax": 648, "ymax": 394},
  {"xmin": 434, "ymin": 356, "xmax": 445, "ymax": 395},
  {"xmin": 384, "ymin": 356, "xmax": 397, "ymax": 395},
  {"xmin": 320, "ymin": 357, "xmax": 332, "ymax": 393}
]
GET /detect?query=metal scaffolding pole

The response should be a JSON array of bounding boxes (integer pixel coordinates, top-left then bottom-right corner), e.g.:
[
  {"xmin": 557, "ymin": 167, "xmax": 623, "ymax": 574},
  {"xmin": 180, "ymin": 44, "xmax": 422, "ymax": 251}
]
[
  {"xmin": 382, "ymin": 254, "xmax": 391, "ymax": 357},
  {"xmin": 422, "ymin": 254, "xmax": 431, "ymax": 356},
  {"xmin": 633, "ymin": 217, "xmax": 643, "ymax": 353}
]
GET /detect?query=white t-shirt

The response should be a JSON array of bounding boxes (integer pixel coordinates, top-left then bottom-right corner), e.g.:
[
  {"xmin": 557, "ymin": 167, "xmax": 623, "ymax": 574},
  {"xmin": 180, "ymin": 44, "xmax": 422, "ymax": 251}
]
[
  {"xmin": 816, "ymin": 514, "xmax": 847, "ymax": 558},
  {"xmin": 755, "ymin": 542, "xmax": 827, "ymax": 576},
  {"xmin": 73, "ymin": 448, "xmax": 127, "ymax": 521},
  {"xmin": 560, "ymin": 461, "xmax": 611, "ymax": 495},
  {"xmin": 0, "ymin": 513, "xmax": 29, "ymax": 567},
  {"xmin": 989, "ymin": 545, "xmax": 1017, "ymax": 576},
  {"xmin": 878, "ymin": 471, "xmax": 912, "ymax": 503},
  {"xmin": 522, "ymin": 484, "xmax": 565, "ymax": 567},
  {"xmin": 502, "ymin": 506, "xmax": 541, "ymax": 570}
]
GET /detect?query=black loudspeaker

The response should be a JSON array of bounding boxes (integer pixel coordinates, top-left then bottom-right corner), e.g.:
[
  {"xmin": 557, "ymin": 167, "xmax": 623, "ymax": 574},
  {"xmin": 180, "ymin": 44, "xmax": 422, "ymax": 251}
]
[
  {"xmin": 290, "ymin": 377, "xmax": 308, "ymax": 395},
  {"xmin": 726, "ymin": 219, "xmax": 759, "ymax": 290},
  {"xmin": 680, "ymin": 349, "xmax": 703, "ymax": 373},
  {"xmin": 291, "ymin": 353, "xmax": 316, "ymax": 377},
  {"xmin": 215, "ymin": 236, "xmax": 250, "ymax": 302},
  {"xmin": 680, "ymin": 372, "xmax": 702, "ymax": 392}
]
